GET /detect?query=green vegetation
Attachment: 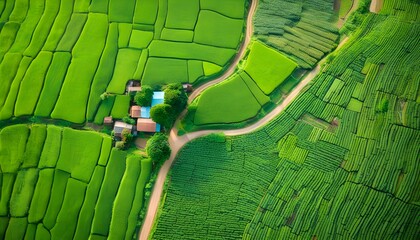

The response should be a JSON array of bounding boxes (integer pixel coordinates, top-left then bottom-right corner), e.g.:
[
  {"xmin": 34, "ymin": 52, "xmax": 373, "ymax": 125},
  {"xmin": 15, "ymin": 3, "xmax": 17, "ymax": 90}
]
[
  {"xmin": 244, "ymin": 41, "xmax": 298, "ymax": 94},
  {"xmin": 194, "ymin": 74, "xmax": 262, "ymax": 125},
  {"xmin": 254, "ymin": 0, "xmax": 339, "ymax": 69},
  {"xmin": 0, "ymin": 0, "xmax": 247, "ymax": 124},
  {"xmin": 146, "ymin": 133, "xmax": 171, "ymax": 165},
  {"xmin": 153, "ymin": 3, "xmax": 420, "ymax": 239},
  {"xmin": 150, "ymin": 104, "xmax": 175, "ymax": 129},
  {"xmin": 135, "ymin": 85, "xmax": 153, "ymax": 107},
  {"xmin": 0, "ymin": 125, "xmax": 152, "ymax": 239}
]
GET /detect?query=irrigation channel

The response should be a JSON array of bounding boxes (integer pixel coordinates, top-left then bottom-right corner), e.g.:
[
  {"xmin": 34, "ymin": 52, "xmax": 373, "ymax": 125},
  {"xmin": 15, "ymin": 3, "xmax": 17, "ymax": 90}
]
[{"xmin": 136, "ymin": 0, "xmax": 374, "ymax": 238}]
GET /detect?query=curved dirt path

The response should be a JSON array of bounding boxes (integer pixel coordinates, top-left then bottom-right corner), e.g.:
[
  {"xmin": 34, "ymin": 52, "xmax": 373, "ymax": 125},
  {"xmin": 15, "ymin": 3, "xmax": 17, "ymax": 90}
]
[
  {"xmin": 139, "ymin": 2, "xmax": 351, "ymax": 239},
  {"xmin": 138, "ymin": 0, "xmax": 258, "ymax": 239}
]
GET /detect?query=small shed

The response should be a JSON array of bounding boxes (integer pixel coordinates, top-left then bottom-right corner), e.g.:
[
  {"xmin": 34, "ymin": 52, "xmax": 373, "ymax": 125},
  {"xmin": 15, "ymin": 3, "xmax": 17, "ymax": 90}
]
[
  {"xmin": 127, "ymin": 86, "xmax": 142, "ymax": 93},
  {"xmin": 183, "ymin": 84, "xmax": 193, "ymax": 93},
  {"xmin": 130, "ymin": 106, "xmax": 141, "ymax": 118},
  {"xmin": 104, "ymin": 116, "xmax": 113, "ymax": 126},
  {"xmin": 113, "ymin": 121, "xmax": 133, "ymax": 138},
  {"xmin": 137, "ymin": 118, "xmax": 161, "ymax": 133}
]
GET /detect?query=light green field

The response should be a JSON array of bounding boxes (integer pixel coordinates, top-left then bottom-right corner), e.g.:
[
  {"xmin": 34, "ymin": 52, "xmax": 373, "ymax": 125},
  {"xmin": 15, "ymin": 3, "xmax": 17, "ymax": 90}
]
[
  {"xmin": 166, "ymin": 0, "xmax": 199, "ymax": 30},
  {"xmin": 143, "ymin": 57, "xmax": 189, "ymax": 86},
  {"xmin": 194, "ymin": 10, "xmax": 244, "ymax": 49},
  {"xmin": 194, "ymin": 74, "xmax": 262, "ymax": 125},
  {"xmin": 244, "ymin": 41, "xmax": 298, "ymax": 94}
]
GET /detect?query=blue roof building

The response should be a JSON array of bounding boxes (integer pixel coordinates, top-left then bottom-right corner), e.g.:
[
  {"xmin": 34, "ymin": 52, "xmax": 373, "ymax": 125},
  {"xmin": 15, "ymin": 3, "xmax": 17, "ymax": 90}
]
[{"xmin": 139, "ymin": 91, "xmax": 165, "ymax": 132}]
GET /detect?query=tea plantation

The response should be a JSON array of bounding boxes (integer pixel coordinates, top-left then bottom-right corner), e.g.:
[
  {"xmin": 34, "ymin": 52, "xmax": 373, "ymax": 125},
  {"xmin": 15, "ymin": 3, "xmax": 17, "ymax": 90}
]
[{"xmin": 152, "ymin": 1, "xmax": 420, "ymax": 239}]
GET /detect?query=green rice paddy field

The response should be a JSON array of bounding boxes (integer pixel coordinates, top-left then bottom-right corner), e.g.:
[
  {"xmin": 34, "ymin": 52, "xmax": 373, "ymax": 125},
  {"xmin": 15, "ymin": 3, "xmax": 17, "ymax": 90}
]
[
  {"xmin": 192, "ymin": 41, "xmax": 297, "ymax": 125},
  {"xmin": 0, "ymin": 124, "xmax": 152, "ymax": 240},
  {"xmin": 152, "ymin": 1, "xmax": 420, "ymax": 239},
  {"xmin": 0, "ymin": 0, "xmax": 248, "ymax": 124}
]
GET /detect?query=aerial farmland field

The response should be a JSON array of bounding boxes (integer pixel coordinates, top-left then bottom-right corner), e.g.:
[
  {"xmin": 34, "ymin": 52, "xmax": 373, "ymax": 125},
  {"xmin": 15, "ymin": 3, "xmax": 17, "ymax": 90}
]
[{"xmin": 0, "ymin": 0, "xmax": 419, "ymax": 240}]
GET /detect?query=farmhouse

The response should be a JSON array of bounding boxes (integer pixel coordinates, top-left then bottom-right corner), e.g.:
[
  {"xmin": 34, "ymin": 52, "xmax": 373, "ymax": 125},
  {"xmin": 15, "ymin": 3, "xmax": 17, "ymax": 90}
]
[
  {"xmin": 130, "ymin": 106, "xmax": 141, "ymax": 118},
  {"xmin": 113, "ymin": 121, "xmax": 134, "ymax": 138},
  {"xmin": 137, "ymin": 118, "xmax": 161, "ymax": 133}
]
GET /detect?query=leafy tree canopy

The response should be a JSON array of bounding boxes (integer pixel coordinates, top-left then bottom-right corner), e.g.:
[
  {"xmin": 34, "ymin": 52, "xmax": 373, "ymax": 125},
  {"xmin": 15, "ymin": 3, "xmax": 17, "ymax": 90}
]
[{"xmin": 135, "ymin": 85, "xmax": 153, "ymax": 106}]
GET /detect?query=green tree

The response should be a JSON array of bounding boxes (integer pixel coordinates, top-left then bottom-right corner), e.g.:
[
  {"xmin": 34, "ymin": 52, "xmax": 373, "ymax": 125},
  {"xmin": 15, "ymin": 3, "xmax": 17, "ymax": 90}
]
[
  {"xmin": 146, "ymin": 133, "xmax": 171, "ymax": 164},
  {"xmin": 164, "ymin": 84, "xmax": 188, "ymax": 114},
  {"xmin": 150, "ymin": 103, "xmax": 174, "ymax": 129},
  {"xmin": 134, "ymin": 85, "xmax": 153, "ymax": 106}
]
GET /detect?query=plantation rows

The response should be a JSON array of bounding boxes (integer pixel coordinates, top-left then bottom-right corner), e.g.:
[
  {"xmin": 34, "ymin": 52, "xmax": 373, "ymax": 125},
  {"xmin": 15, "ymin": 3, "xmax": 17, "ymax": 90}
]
[
  {"xmin": 0, "ymin": 0, "xmax": 248, "ymax": 123},
  {"xmin": 153, "ymin": 5, "xmax": 420, "ymax": 239},
  {"xmin": 0, "ymin": 124, "xmax": 151, "ymax": 240},
  {"xmin": 254, "ymin": 0, "xmax": 339, "ymax": 69}
]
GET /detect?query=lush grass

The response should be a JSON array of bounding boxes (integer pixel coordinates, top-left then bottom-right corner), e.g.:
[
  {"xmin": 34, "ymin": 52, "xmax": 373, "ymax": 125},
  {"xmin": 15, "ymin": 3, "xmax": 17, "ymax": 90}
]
[
  {"xmin": 91, "ymin": 149, "xmax": 127, "ymax": 235},
  {"xmin": 254, "ymin": 0, "xmax": 338, "ymax": 68},
  {"xmin": 42, "ymin": 0, "xmax": 74, "ymax": 51},
  {"xmin": 86, "ymin": 23, "xmax": 118, "ymax": 121},
  {"xmin": 161, "ymin": 28, "xmax": 193, "ymax": 42},
  {"xmin": 194, "ymin": 10, "xmax": 244, "ymax": 49},
  {"xmin": 0, "ymin": 22, "xmax": 20, "ymax": 60},
  {"xmin": 118, "ymin": 23, "xmax": 132, "ymax": 48},
  {"xmin": 244, "ymin": 41, "xmax": 298, "ymax": 94},
  {"xmin": 55, "ymin": 13, "xmax": 88, "ymax": 51},
  {"xmin": 21, "ymin": 124, "xmax": 47, "ymax": 168},
  {"xmin": 89, "ymin": 0, "xmax": 109, "ymax": 13},
  {"xmin": 8, "ymin": 0, "xmax": 44, "ymax": 53},
  {"xmin": 129, "ymin": 30, "xmax": 154, "ymax": 48},
  {"xmin": 111, "ymin": 95, "xmax": 131, "ymax": 119},
  {"xmin": 56, "ymin": 128, "xmax": 102, "ymax": 182},
  {"xmin": 109, "ymin": 0, "xmax": 136, "ymax": 22},
  {"xmin": 133, "ymin": 49, "xmax": 149, "ymax": 79},
  {"xmin": 10, "ymin": 168, "xmax": 39, "ymax": 217},
  {"xmin": 133, "ymin": 0, "xmax": 158, "ymax": 24},
  {"xmin": 14, "ymin": 51, "xmax": 53, "ymax": 117},
  {"xmin": 125, "ymin": 158, "xmax": 152, "ymax": 239},
  {"xmin": 35, "ymin": 224, "xmax": 50, "ymax": 240},
  {"xmin": 28, "ymin": 169, "xmax": 54, "ymax": 223},
  {"xmin": 34, "ymin": 52, "xmax": 72, "ymax": 117},
  {"xmin": 38, "ymin": 125, "xmax": 62, "ymax": 169},
  {"xmin": 339, "ymin": 0, "xmax": 353, "ymax": 18},
  {"xmin": 5, "ymin": 217, "xmax": 27, "ymax": 240},
  {"xmin": 51, "ymin": 13, "xmax": 108, "ymax": 123},
  {"xmin": 194, "ymin": 74, "xmax": 262, "ymax": 125},
  {"xmin": 200, "ymin": 0, "xmax": 246, "ymax": 19},
  {"xmin": 0, "ymin": 174, "xmax": 16, "ymax": 216},
  {"xmin": 143, "ymin": 57, "xmax": 188, "ymax": 86},
  {"xmin": 0, "ymin": 124, "xmax": 29, "ymax": 173},
  {"xmin": 203, "ymin": 62, "xmax": 223, "ymax": 76},
  {"xmin": 0, "ymin": 57, "xmax": 32, "ymax": 120},
  {"xmin": 23, "ymin": 0, "xmax": 60, "ymax": 57},
  {"xmin": 43, "ymin": 169, "xmax": 70, "ymax": 229},
  {"xmin": 107, "ymin": 49, "xmax": 142, "ymax": 94},
  {"xmin": 73, "ymin": 166, "xmax": 105, "ymax": 240},
  {"xmin": 188, "ymin": 60, "xmax": 204, "ymax": 83},
  {"xmin": 98, "ymin": 137, "xmax": 112, "ymax": 166},
  {"xmin": 148, "ymin": 40, "xmax": 236, "ymax": 66},
  {"xmin": 166, "ymin": 0, "xmax": 199, "ymax": 30},
  {"xmin": 0, "ymin": 53, "xmax": 22, "ymax": 112},
  {"xmin": 239, "ymin": 71, "xmax": 270, "ymax": 106},
  {"xmin": 93, "ymin": 96, "xmax": 116, "ymax": 125},
  {"xmin": 50, "ymin": 178, "xmax": 87, "ymax": 240},
  {"xmin": 108, "ymin": 155, "xmax": 141, "ymax": 239}
]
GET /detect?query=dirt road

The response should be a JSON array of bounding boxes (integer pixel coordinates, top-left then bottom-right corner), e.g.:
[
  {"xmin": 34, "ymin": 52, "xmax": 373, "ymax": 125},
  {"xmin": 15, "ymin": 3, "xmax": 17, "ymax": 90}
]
[
  {"xmin": 138, "ymin": 1, "xmax": 352, "ymax": 238},
  {"xmin": 138, "ymin": 0, "xmax": 258, "ymax": 239}
]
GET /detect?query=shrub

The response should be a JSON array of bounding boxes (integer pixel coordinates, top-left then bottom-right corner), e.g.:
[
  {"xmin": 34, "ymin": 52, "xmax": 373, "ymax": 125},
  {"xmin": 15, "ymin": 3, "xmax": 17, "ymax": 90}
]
[
  {"xmin": 146, "ymin": 133, "xmax": 171, "ymax": 165},
  {"xmin": 164, "ymin": 84, "xmax": 188, "ymax": 115},
  {"xmin": 150, "ymin": 103, "xmax": 175, "ymax": 129},
  {"xmin": 134, "ymin": 85, "xmax": 153, "ymax": 106}
]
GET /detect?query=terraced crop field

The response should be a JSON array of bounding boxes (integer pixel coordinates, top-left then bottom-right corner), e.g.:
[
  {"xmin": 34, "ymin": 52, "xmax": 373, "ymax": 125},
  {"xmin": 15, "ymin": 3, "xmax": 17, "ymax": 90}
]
[
  {"xmin": 254, "ymin": 0, "xmax": 339, "ymax": 69},
  {"xmin": 185, "ymin": 41, "xmax": 297, "ymax": 127},
  {"xmin": 0, "ymin": 124, "xmax": 151, "ymax": 239},
  {"xmin": 0, "ymin": 0, "xmax": 248, "ymax": 124},
  {"xmin": 152, "ymin": 1, "xmax": 420, "ymax": 239}
]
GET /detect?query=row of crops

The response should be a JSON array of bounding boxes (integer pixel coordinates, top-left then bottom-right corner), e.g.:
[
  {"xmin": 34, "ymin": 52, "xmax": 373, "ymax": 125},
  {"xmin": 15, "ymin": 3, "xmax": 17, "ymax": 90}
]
[
  {"xmin": 152, "ymin": 2, "xmax": 420, "ymax": 239},
  {"xmin": 253, "ymin": 0, "xmax": 339, "ymax": 69},
  {"xmin": 186, "ymin": 41, "xmax": 297, "ymax": 126},
  {"xmin": 0, "ymin": 124, "xmax": 152, "ymax": 240},
  {"xmin": 0, "ymin": 0, "xmax": 248, "ymax": 124}
]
